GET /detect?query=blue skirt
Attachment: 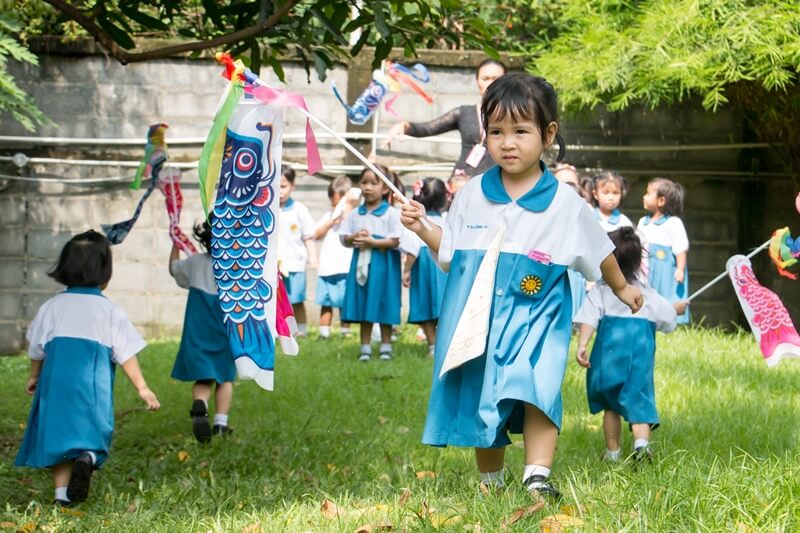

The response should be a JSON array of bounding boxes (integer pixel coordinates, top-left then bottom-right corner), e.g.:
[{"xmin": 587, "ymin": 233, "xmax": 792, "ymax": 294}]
[
  {"xmin": 567, "ymin": 269, "xmax": 586, "ymax": 320},
  {"xmin": 342, "ymin": 245, "xmax": 402, "ymax": 325},
  {"xmin": 315, "ymin": 274, "xmax": 347, "ymax": 308},
  {"xmin": 648, "ymin": 244, "xmax": 690, "ymax": 324},
  {"xmin": 172, "ymin": 288, "xmax": 237, "ymax": 383},
  {"xmin": 408, "ymin": 247, "xmax": 447, "ymax": 323},
  {"xmin": 586, "ymin": 316, "xmax": 659, "ymax": 428},
  {"xmin": 284, "ymin": 271, "xmax": 307, "ymax": 304},
  {"xmin": 16, "ymin": 337, "xmax": 116, "ymax": 468}
]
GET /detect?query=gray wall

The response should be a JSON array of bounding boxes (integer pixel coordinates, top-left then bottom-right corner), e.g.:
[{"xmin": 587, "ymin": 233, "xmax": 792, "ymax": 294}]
[{"xmin": 0, "ymin": 51, "xmax": 794, "ymax": 353}]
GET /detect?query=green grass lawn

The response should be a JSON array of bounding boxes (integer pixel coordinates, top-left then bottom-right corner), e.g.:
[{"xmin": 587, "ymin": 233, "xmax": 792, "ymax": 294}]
[{"xmin": 2, "ymin": 327, "xmax": 800, "ymax": 532}]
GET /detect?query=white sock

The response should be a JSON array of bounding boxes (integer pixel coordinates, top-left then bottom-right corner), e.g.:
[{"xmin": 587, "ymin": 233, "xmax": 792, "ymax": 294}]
[
  {"xmin": 298, "ymin": 323, "xmax": 307, "ymax": 334},
  {"xmin": 428, "ymin": 344, "xmax": 435, "ymax": 355},
  {"xmin": 604, "ymin": 448, "xmax": 622, "ymax": 461},
  {"xmin": 341, "ymin": 327, "xmax": 351, "ymax": 335},
  {"xmin": 479, "ymin": 470, "xmax": 505, "ymax": 487},
  {"xmin": 360, "ymin": 344, "xmax": 371, "ymax": 354},
  {"xmin": 634, "ymin": 438, "xmax": 650, "ymax": 450},
  {"xmin": 523, "ymin": 464, "xmax": 551, "ymax": 484},
  {"xmin": 86, "ymin": 451, "xmax": 97, "ymax": 465},
  {"xmin": 379, "ymin": 343, "xmax": 392, "ymax": 353},
  {"xmin": 213, "ymin": 414, "xmax": 229, "ymax": 427},
  {"xmin": 55, "ymin": 486, "xmax": 68, "ymax": 502},
  {"xmin": 319, "ymin": 326, "xmax": 331, "ymax": 338}
]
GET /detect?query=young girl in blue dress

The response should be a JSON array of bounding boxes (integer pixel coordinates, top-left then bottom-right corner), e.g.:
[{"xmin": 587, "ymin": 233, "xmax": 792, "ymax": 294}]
[
  {"xmin": 636, "ymin": 177, "xmax": 690, "ymax": 323},
  {"xmin": 401, "ymin": 178, "xmax": 448, "ymax": 356},
  {"xmin": 574, "ymin": 227, "xmax": 687, "ymax": 461},
  {"xmin": 590, "ymin": 171, "xmax": 633, "ymax": 232},
  {"xmin": 170, "ymin": 218, "xmax": 236, "ymax": 443},
  {"xmin": 399, "ymin": 73, "xmax": 643, "ymax": 499},
  {"xmin": 341, "ymin": 164, "xmax": 403, "ymax": 361},
  {"xmin": 16, "ymin": 230, "xmax": 160, "ymax": 506}
]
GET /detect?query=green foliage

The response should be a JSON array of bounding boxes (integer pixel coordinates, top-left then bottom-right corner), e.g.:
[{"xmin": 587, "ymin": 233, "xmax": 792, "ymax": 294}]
[
  {"xmin": 0, "ymin": 14, "xmax": 50, "ymax": 131},
  {"xmin": 2, "ymin": 327, "xmax": 800, "ymax": 530}
]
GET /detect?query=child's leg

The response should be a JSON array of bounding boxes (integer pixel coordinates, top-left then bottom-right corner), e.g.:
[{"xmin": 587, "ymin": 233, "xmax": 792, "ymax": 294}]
[
  {"xmin": 631, "ymin": 423, "xmax": 652, "ymax": 458},
  {"xmin": 358, "ymin": 322, "xmax": 373, "ymax": 361},
  {"xmin": 319, "ymin": 306, "xmax": 333, "ymax": 338},
  {"xmin": 213, "ymin": 381, "xmax": 233, "ymax": 433},
  {"xmin": 423, "ymin": 320, "xmax": 437, "ymax": 355},
  {"xmin": 191, "ymin": 380, "xmax": 214, "ymax": 443},
  {"xmin": 379, "ymin": 324, "xmax": 393, "ymax": 360},
  {"xmin": 193, "ymin": 380, "xmax": 213, "ymax": 403},
  {"xmin": 602, "ymin": 410, "xmax": 623, "ymax": 461},
  {"xmin": 53, "ymin": 461, "xmax": 72, "ymax": 502},
  {"xmin": 293, "ymin": 303, "xmax": 307, "ymax": 335},
  {"xmin": 522, "ymin": 403, "xmax": 560, "ymax": 499},
  {"xmin": 475, "ymin": 448, "xmax": 506, "ymax": 489},
  {"xmin": 340, "ymin": 317, "xmax": 351, "ymax": 336}
]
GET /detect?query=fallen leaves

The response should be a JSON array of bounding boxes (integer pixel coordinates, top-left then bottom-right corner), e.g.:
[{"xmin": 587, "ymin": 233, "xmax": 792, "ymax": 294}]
[
  {"xmin": 242, "ymin": 523, "xmax": 263, "ymax": 533},
  {"xmin": 321, "ymin": 499, "xmax": 344, "ymax": 520},
  {"xmin": 539, "ymin": 514, "xmax": 584, "ymax": 532},
  {"xmin": 500, "ymin": 500, "xmax": 546, "ymax": 529},
  {"xmin": 415, "ymin": 471, "xmax": 437, "ymax": 480},
  {"xmin": 177, "ymin": 450, "xmax": 190, "ymax": 462},
  {"xmin": 0, "ymin": 523, "xmax": 16, "ymax": 530},
  {"xmin": 59, "ymin": 507, "xmax": 86, "ymax": 517},
  {"xmin": 17, "ymin": 523, "xmax": 36, "ymax": 533},
  {"xmin": 354, "ymin": 522, "xmax": 393, "ymax": 532},
  {"xmin": 398, "ymin": 487, "xmax": 411, "ymax": 506}
]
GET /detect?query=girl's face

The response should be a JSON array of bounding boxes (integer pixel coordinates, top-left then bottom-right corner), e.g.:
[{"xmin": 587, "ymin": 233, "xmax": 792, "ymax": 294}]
[
  {"xmin": 279, "ymin": 176, "xmax": 294, "ymax": 205},
  {"xmin": 359, "ymin": 171, "xmax": 387, "ymax": 205},
  {"xmin": 642, "ymin": 183, "xmax": 664, "ymax": 213},
  {"xmin": 486, "ymin": 114, "xmax": 556, "ymax": 180},
  {"xmin": 594, "ymin": 180, "xmax": 622, "ymax": 213},
  {"xmin": 476, "ymin": 64, "xmax": 505, "ymax": 96}
]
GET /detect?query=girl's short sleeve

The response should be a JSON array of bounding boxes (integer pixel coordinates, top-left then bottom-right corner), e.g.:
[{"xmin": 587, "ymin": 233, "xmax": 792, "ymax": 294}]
[
  {"xmin": 340, "ymin": 210, "xmax": 357, "ymax": 238},
  {"xmin": 573, "ymin": 284, "xmax": 604, "ymax": 328},
  {"xmin": 25, "ymin": 304, "xmax": 49, "ymax": 360},
  {"xmin": 169, "ymin": 256, "xmax": 192, "ymax": 289},
  {"xmin": 384, "ymin": 207, "xmax": 403, "ymax": 240},
  {"xmin": 399, "ymin": 228, "xmax": 422, "ymax": 257},
  {"xmin": 299, "ymin": 204, "xmax": 315, "ymax": 240},
  {"xmin": 668, "ymin": 218, "xmax": 689, "ymax": 254},
  {"xmin": 647, "ymin": 288, "xmax": 678, "ymax": 333},
  {"xmin": 570, "ymin": 202, "xmax": 615, "ymax": 281},
  {"xmin": 110, "ymin": 307, "xmax": 146, "ymax": 365}
]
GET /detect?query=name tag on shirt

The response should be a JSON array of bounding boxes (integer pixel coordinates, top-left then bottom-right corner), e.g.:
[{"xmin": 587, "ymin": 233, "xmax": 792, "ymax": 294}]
[{"xmin": 465, "ymin": 144, "xmax": 486, "ymax": 168}]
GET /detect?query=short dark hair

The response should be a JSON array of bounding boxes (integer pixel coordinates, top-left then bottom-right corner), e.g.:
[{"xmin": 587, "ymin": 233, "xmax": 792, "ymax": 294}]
[
  {"xmin": 649, "ymin": 177, "xmax": 684, "ymax": 216},
  {"xmin": 49, "ymin": 230, "xmax": 112, "ymax": 287},
  {"xmin": 608, "ymin": 227, "xmax": 642, "ymax": 284},
  {"xmin": 591, "ymin": 171, "xmax": 628, "ymax": 207},
  {"xmin": 328, "ymin": 176, "xmax": 353, "ymax": 199},
  {"xmin": 414, "ymin": 177, "xmax": 448, "ymax": 213},
  {"xmin": 481, "ymin": 72, "xmax": 565, "ymax": 161},
  {"xmin": 358, "ymin": 164, "xmax": 394, "ymax": 201},
  {"xmin": 193, "ymin": 215, "xmax": 214, "ymax": 252},
  {"xmin": 476, "ymin": 58, "xmax": 506, "ymax": 78},
  {"xmin": 281, "ymin": 164, "xmax": 296, "ymax": 184}
]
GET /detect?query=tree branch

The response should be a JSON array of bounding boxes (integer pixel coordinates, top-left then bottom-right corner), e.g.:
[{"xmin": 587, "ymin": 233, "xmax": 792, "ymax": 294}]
[{"xmin": 42, "ymin": 0, "xmax": 301, "ymax": 65}]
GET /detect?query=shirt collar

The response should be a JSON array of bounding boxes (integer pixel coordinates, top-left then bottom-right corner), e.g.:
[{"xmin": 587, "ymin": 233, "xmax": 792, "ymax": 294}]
[
  {"xmin": 358, "ymin": 199, "xmax": 389, "ymax": 216},
  {"xmin": 642, "ymin": 213, "xmax": 670, "ymax": 226},
  {"xmin": 480, "ymin": 161, "xmax": 558, "ymax": 212},
  {"xmin": 281, "ymin": 198, "xmax": 295, "ymax": 211},
  {"xmin": 595, "ymin": 207, "xmax": 621, "ymax": 224},
  {"xmin": 65, "ymin": 286, "xmax": 103, "ymax": 296}
]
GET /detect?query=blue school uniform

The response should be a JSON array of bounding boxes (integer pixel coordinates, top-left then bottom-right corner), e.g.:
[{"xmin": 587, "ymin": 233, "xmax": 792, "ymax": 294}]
[
  {"xmin": 340, "ymin": 200, "xmax": 403, "ymax": 325},
  {"xmin": 637, "ymin": 214, "xmax": 690, "ymax": 324},
  {"xmin": 574, "ymin": 281, "xmax": 677, "ymax": 427},
  {"xmin": 170, "ymin": 253, "xmax": 237, "ymax": 383},
  {"xmin": 16, "ymin": 287, "xmax": 146, "ymax": 468},
  {"xmin": 567, "ymin": 270, "xmax": 586, "ymax": 320},
  {"xmin": 400, "ymin": 213, "xmax": 447, "ymax": 323},
  {"xmin": 314, "ymin": 210, "xmax": 353, "ymax": 309},
  {"xmin": 424, "ymin": 164, "xmax": 613, "ymax": 448},
  {"xmin": 278, "ymin": 198, "xmax": 315, "ymax": 304}
]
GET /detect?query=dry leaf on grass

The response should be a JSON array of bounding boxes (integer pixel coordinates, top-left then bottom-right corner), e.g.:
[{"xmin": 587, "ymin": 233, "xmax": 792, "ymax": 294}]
[
  {"xmin": 177, "ymin": 450, "xmax": 190, "ymax": 462},
  {"xmin": 127, "ymin": 503, "xmax": 137, "ymax": 513},
  {"xmin": 539, "ymin": 514, "xmax": 584, "ymax": 532},
  {"xmin": 463, "ymin": 525, "xmax": 482, "ymax": 532},
  {"xmin": 17, "ymin": 522, "xmax": 36, "ymax": 533},
  {"xmin": 396, "ymin": 427, "xmax": 410, "ymax": 434},
  {"xmin": 430, "ymin": 514, "xmax": 462, "ymax": 528},
  {"xmin": 500, "ymin": 500, "xmax": 546, "ymax": 529},
  {"xmin": 60, "ymin": 507, "xmax": 86, "ymax": 517},
  {"xmin": 398, "ymin": 487, "xmax": 411, "ymax": 505},
  {"xmin": 321, "ymin": 499, "xmax": 343, "ymax": 520},
  {"xmin": 0, "ymin": 523, "xmax": 15, "ymax": 529},
  {"xmin": 736, "ymin": 523, "xmax": 753, "ymax": 533},
  {"xmin": 242, "ymin": 523, "xmax": 263, "ymax": 533},
  {"xmin": 354, "ymin": 521, "xmax": 393, "ymax": 533},
  {"xmin": 415, "ymin": 471, "xmax": 436, "ymax": 480},
  {"xmin": 378, "ymin": 416, "xmax": 389, "ymax": 425}
]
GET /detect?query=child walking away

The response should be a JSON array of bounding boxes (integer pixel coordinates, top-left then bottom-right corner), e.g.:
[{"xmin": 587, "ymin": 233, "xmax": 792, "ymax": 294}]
[
  {"xmin": 401, "ymin": 178, "xmax": 448, "ymax": 356},
  {"xmin": 170, "ymin": 218, "xmax": 236, "ymax": 443},
  {"xmin": 16, "ymin": 230, "xmax": 160, "ymax": 506},
  {"xmin": 341, "ymin": 164, "xmax": 403, "ymax": 361},
  {"xmin": 590, "ymin": 171, "xmax": 633, "ymax": 232},
  {"xmin": 637, "ymin": 177, "xmax": 690, "ymax": 324},
  {"xmin": 278, "ymin": 164, "xmax": 317, "ymax": 337},
  {"xmin": 574, "ymin": 227, "xmax": 688, "ymax": 462},
  {"xmin": 399, "ymin": 73, "xmax": 642, "ymax": 500},
  {"xmin": 313, "ymin": 177, "xmax": 358, "ymax": 339}
]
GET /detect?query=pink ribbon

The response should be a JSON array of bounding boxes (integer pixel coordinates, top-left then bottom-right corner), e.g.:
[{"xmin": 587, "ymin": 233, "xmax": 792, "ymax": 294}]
[
  {"xmin": 246, "ymin": 85, "xmax": 323, "ymax": 176},
  {"xmin": 158, "ymin": 170, "xmax": 197, "ymax": 255}
]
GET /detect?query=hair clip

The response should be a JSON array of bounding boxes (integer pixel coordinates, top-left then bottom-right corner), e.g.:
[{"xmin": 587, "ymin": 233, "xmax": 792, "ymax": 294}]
[{"xmin": 412, "ymin": 179, "xmax": 424, "ymax": 197}]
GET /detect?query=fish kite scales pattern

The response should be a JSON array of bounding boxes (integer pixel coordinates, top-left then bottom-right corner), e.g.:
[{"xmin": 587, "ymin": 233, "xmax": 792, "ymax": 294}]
[{"xmin": 211, "ymin": 103, "xmax": 283, "ymax": 391}]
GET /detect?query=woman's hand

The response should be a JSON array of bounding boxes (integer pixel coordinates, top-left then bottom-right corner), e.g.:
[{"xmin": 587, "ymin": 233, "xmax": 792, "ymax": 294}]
[
  {"xmin": 398, "ymin": 197, "xmax": 428, "ymax": 235},
  {"xmin": 382, "ymin": 122, "xmax": 408, "ymax": 150}
]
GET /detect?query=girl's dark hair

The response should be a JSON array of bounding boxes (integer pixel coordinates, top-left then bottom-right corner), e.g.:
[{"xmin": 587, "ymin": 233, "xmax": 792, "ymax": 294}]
[
  {"xmin": 328, "ymin": 176, "xmax": 353, "ymax": 199},
  {"xmin": 608, "ymin": 227, "xmax": 642, "ymax": 284},
  {"xmin": 281, "ymin": 164, "xmax": 296, "ymax": 184},
  {"xmin": 414, "ymin": 177, "xmax": 448, "ymax": 213},
  {"xmin": 49, "ymin": 230, "xmax": 112, "ymax": 287},
  {"xmin": 476, "ymin": 58, "xmax": 506, "ymax": 77},
  {"xmin": 649, "ymin": 177, "xmax": 684, "ymax": 216},
  {"xmin": 591, "ymin": 171, "xmax": 628, "ymax": 207},
  {"xmin": 359, "ymin": 164, "xmax": 393, "ymax": 200},
  {"xmin": 481, "ymin": 72, "xmax": 566, "ymax": 161},
  {"xmin": 193, "ymin": 215, "xmax": 214, "ymax": 252}
]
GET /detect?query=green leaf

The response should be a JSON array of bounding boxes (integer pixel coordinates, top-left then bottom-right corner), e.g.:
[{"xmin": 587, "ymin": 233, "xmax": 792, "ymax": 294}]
[
  {"xmin": 373, "ymin": 0, "xmax": 390, "ymax": 38},
  {"xmin": 120, "ymin": 5, "xmax": 169, "ymax": 31},
  {"xmin": 309, "ymin": 7, "xmax": 349, "ymax": 46},
  {"xmin": 349, "ymin": 27, "xmax": 370, "ymax": 57},
  {"xmin": 312, "ymin": 49, "xmax": 328, "ymax": 82},
  {"xmin": 202, "ymin": 0, "xmax": 224, "ymax": 28},
  {"xmin": 96, "ymin": 16, "xmax": 136, "ymax": 50},
  {"xmin": 265, "ymin": 53, "xmax": 286, "ymax": 82}
]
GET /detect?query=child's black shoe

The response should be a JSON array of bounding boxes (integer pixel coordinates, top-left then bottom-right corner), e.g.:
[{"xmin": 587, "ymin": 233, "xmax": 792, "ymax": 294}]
[
  {"xmin": 213, "ymin": 424, "xmax": 233, "ymax": 437},
  {"xmin": 66, "ymin": 452, "xmax": 94, "ymax": 502},
  {"xmin": 190, "ymin": 399, "xmax": 212, "ymax": 443},
  {"xmin": 523, "ymin": 474, "xmax": 562, "ymax": 502},
  {"xmin": 54, "ymin": 499, "xmax": 73, "ymax": 507},
  {"xmin": 630, "ymin": 445, "xmax": 653, "ymax": 463}
]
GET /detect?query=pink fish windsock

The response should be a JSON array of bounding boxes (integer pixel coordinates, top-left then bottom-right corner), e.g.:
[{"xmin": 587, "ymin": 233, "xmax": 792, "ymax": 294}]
[{"xmin": 158, "ymin": 166, "xmax": 197, "ymax": 255}]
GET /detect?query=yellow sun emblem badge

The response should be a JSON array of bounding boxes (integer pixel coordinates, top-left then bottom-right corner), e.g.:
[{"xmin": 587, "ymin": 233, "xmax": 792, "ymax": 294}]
[
  {"xmin": 520, "ymin": 275, "xmax": 543, "ymax": 296},
  {"xmin": 655, "ymin": 249, "xmax": 667, "ymax": 260},
  {"xmin": 290, "ymin": 223, "xmax": 299, "ymax": 231}
]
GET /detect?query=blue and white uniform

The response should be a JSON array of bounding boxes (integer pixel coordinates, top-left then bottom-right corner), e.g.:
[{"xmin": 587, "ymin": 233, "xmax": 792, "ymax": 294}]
[
  {"xmin": 424, "ymin": 164, "xmax": 614, "ymax": 448},
  {"xmin": 314, "ymin": 210, "xmax": 353, "ymax": 309},
  {"xmin": 170, "ymin": 253, "xmax": 236, "ymax": 383},
  {"xmin": 400, "ymin": 212, "xmax": 447, "ymax": 324},
  {"xmin": 595, "ymin": 208, "xmax": 633, "ymax": 233},
  {"xmin": 341, "ymin": 200, "xmax": 403, "ymax": 325},
  {"xmin": 636, "ymin": 214, "xmax": 690, "ymax": 324},
  {"xmin": 16, "ymin": 287, "xmax": 145, "ymax": 468},
  {"xmin": 278, "ymin": 198, "xmax": 315, "ymax": 304},
  {"xmin": 574, "ymin": 281, "xmax": 677, "ymax": 427}
]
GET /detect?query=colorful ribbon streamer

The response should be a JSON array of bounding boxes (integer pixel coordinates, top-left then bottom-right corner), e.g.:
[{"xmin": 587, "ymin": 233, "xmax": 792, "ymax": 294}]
[{"xmin": 158, "ymin": 166, "xmax": 197, "ymax": 255}]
